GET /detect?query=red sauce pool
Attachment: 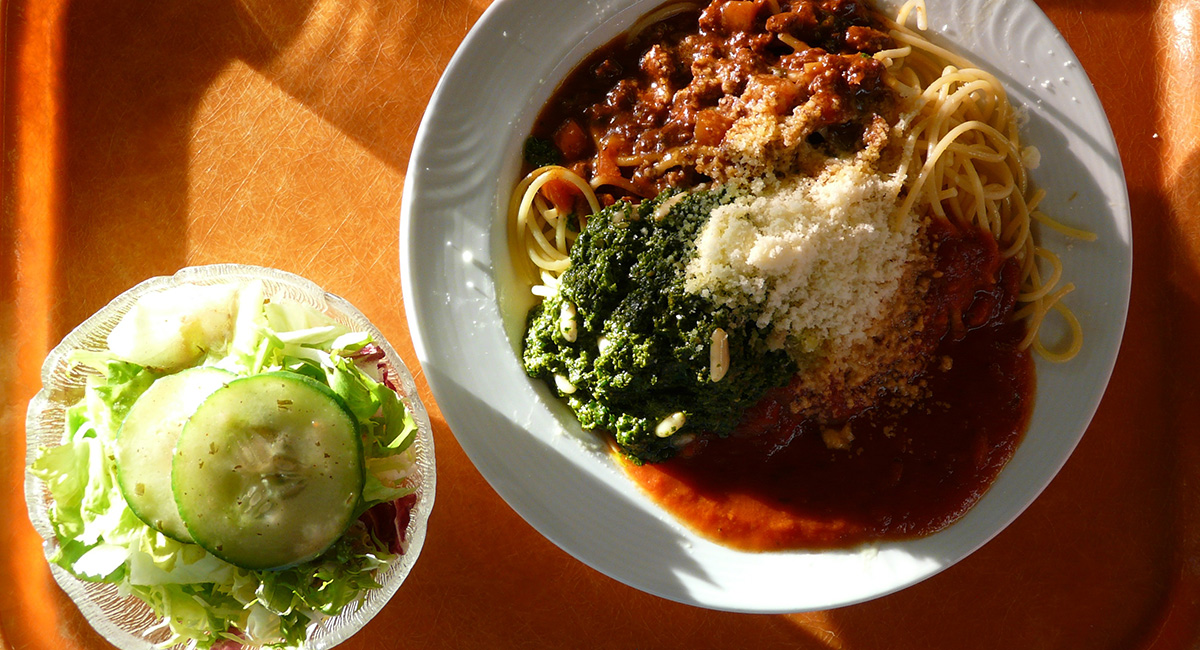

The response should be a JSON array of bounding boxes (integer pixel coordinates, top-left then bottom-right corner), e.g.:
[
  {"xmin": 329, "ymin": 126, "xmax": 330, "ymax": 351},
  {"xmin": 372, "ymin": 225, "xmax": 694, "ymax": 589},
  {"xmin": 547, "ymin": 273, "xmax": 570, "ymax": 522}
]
[
  {"xmin": 624, "ymin": 322, "xmax": 1034, "ymax": 550},
  {"xmin": 623, "ymin": 224, "xmax": 1036, "ymax": 550}
]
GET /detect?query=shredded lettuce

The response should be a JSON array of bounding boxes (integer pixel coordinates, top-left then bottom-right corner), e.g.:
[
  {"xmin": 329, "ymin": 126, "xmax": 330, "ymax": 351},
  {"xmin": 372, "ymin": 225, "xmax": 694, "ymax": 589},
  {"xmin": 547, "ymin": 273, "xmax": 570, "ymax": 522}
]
[{"xmin": 30, "ymin": 282, "xmax": 419, "ymax": 649}]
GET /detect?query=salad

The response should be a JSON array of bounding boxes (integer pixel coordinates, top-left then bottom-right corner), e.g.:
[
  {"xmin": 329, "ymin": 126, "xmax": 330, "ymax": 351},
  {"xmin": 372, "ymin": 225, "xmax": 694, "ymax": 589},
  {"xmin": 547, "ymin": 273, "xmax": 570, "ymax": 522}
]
[{"xmin": 28, "ymin": 276, "xmax": 426, "ymax": 649}]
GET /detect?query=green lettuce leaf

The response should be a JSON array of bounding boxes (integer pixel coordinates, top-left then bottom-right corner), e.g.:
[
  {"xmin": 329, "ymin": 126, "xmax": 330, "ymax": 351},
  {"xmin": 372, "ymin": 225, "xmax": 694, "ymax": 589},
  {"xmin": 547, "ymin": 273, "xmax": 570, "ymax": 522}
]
[{"xmin": 30, "ymin": 282, "xmax": 419, "ymax": 649}]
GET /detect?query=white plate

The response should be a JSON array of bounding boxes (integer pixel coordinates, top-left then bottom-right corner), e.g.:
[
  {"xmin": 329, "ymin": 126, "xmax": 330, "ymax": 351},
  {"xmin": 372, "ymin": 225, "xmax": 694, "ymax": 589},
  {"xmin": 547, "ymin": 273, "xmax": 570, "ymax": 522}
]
[{"xmin": 401, "ymin": 0, "xmax": 1130, "ymax": 612}]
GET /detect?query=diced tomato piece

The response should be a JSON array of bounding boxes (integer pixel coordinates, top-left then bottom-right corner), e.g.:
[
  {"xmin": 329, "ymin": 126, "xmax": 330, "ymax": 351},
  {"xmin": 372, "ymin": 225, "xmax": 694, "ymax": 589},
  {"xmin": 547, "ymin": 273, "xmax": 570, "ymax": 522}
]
[
  {"xmin": 554, "ymin": 119, "xmax": 588, "ymax": 160},
  {"xmin": 542, "ymin": 178, "xmax": 580, "ymax": 214},
  {"xmin": 845, "ymin": 25, "xmax": 895, "ymax": 53},
  {"xmin": 693, "ymin": 109, "xmax": 734, "ymax": 146},
  {"xmin": 594, "ymin": 147, "xmax": 622, "ymax": 180},
  {"xmin": 720, "ymin": 0, "xmax": 760, "ymax": 32}
]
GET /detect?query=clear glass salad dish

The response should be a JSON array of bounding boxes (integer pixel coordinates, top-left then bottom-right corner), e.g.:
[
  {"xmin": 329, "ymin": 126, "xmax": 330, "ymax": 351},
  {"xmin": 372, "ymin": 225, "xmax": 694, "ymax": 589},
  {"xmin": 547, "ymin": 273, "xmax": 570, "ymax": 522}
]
[{"xmin": 25, "ymin": 264, "xmax": 435, "ymax": 650}]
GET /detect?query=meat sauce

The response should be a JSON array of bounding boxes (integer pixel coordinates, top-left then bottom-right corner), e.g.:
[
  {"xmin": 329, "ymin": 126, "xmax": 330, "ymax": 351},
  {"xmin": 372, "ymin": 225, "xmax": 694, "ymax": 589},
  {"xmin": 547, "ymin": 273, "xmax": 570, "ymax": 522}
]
[
  {"xmin": 624, "ymin": 222, "xmax": 1035, "ymax": 549},
  {"xmin": 531, "ymin": 0, "xmax": 898, "ymax": 201}
]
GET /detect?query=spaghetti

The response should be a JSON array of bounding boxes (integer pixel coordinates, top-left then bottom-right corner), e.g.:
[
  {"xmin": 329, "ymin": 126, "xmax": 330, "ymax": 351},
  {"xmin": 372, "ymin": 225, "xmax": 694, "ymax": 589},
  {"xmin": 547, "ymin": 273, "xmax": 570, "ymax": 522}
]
[
  {"xmin": 880, "ymin": 0, "xmax": 1092, "ymax": 361},
  {"xmin": 509, "ymin": 165, "xmax": 601, "ymax": 297},
  {"xmin": 509, "ymin": 0, "xmax": 1090, "ymax": 360}
]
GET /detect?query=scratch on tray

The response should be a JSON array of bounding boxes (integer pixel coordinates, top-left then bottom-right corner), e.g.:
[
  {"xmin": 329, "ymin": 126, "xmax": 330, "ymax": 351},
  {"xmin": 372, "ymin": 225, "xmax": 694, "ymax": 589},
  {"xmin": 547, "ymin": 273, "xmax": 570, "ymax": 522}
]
[
  {"xmin": 193, "ymin": 207, "xmax": 226, "ymax": 250},
  {"xmin": 418, "ymin": 36, "xmax": 438, "ymax": 65},
  {"xmin": 394, "ymin": 27, "xmax": 424, "ymax": 70},
  {"xmin": 365, "ymin": 241, "xmax": 392, "ymax": 273},
  {"xmin": 298, "ymin": 210, "xmax": 356, "ymax": 272},
  {"xmin": 367, "ymin": 35, "xmax": 385, "ymax": 73},
  {"xmin": 194, "ymin": 149, "xmax": 275, "ymax": 247},
  {"xmin": 216, "ymin": 146, "xmax": 273, "ymax": 213},
  {"xmin": 218, "ymin": 123, "xmax": 278, "ymax": 207}
]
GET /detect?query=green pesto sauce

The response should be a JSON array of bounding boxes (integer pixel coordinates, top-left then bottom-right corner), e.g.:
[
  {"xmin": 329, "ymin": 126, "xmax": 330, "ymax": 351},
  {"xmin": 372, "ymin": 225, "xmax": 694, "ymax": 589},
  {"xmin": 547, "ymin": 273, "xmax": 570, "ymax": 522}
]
[{"xmin": 522, "ymin": 189, "xmax": 795, "ymax": 464}]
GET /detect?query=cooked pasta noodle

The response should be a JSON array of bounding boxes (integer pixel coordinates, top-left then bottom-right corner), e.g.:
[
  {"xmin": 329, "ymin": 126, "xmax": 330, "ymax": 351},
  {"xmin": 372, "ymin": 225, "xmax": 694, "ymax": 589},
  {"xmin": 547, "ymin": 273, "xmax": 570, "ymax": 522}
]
[
  {"xmin": 509, "ymin": 165, "xmax": 601, "ymax": 296},
  {"xmin": 509, "ymin": 0, "xmax": 1092, "ymax": 360},
  {"xmin": 881, "ymin": 0, "xmax": 1093, "ymax": 360}
]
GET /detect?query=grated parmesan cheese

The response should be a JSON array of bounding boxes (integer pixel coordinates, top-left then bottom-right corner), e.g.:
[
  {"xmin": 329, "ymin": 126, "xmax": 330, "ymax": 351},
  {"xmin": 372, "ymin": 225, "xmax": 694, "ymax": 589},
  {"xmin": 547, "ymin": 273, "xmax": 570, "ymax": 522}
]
[{"xmin": 684, "ymin": 158, "xmax": 919, "ymax": 363}]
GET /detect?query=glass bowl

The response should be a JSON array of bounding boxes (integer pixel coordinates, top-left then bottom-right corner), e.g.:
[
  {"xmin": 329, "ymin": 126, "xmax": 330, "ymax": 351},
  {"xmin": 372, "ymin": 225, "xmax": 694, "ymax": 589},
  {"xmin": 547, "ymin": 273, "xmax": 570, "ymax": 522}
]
[{"xmin": 25, "ymin": 263, "xmax": 436, "ymax": 650}]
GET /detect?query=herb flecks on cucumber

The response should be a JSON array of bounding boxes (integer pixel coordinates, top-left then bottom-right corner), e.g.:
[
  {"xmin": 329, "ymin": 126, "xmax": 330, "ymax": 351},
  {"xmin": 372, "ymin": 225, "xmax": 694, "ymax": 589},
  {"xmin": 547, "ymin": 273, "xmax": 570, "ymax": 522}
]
[
  {"xmin": 115, "ymin": 366, "xmax": 234, "ymax": 543},
  {"xmin": 173, "ymin": 372, "xmax": 364, "ymax": 570}
]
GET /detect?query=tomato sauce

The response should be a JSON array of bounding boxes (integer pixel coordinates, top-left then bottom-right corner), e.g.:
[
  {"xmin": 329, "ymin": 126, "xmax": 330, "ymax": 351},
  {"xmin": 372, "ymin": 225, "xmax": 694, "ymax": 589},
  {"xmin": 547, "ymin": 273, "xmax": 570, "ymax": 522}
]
[{"xmin": 623, "ymin": 224, "xmax": 1036, "ymax": 550}]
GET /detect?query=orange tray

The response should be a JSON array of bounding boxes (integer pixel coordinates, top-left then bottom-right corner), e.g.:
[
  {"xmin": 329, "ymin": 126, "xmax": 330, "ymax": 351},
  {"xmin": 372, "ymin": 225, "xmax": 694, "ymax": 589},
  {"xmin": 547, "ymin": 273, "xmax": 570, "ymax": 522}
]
[{"xmin": 3, "ymin": 0, "xmax": 1198, "ymax": 647}]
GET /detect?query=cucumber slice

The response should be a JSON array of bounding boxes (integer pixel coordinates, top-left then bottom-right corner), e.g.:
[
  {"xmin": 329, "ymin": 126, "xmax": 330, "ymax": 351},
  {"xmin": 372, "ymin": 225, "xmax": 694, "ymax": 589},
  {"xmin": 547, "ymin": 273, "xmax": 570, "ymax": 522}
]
[
  {"xmin": 116, "ymin": 366, "xmax": 234, "ymax": 542},
  {"xmin": 172, "ymin": 372, "xmax": 363, "ymax": 570}
]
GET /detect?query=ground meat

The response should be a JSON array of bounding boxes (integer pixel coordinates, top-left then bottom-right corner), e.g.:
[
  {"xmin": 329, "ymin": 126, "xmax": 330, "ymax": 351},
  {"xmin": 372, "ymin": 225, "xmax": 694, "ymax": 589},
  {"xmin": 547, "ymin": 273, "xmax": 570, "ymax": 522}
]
[
  {"xmin": 845, "ymin": 24, "xmax": 895, "ymax": 52},
  {"xmin": 594, "ymin": 58, "xmax": 623, "ymax": 79},
  {"xmin": 640, "ymin": 44, "xmax": 680, "ymax": 84},
  {"xmin": 765, "ymin": 7, "xmax": 818, "ymax": 36},
  {"xmin": 531, "ymin": 0, "xmax": 901, "ymax": 198}
]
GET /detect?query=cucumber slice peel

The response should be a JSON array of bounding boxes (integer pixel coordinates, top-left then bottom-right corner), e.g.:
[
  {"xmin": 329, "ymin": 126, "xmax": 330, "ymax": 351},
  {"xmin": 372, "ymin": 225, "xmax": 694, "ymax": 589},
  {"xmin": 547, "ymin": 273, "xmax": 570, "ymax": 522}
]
[
  {"xmin": 172, "ymin": 371, "xmax": 364, "ymax": 570},
  {"xmin": 115, "ymin": 366, "xmax": 234, "ymax": 542}
]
